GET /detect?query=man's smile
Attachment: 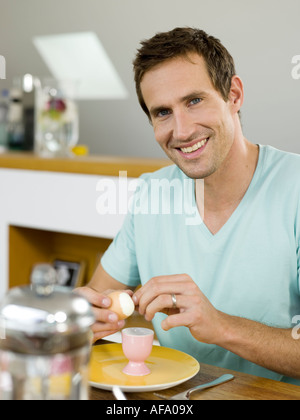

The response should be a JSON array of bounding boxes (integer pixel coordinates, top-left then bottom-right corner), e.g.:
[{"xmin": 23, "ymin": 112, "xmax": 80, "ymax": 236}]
[{"xmin": 176, "ymin": 137, "xmax": 209, "ymax": 159}]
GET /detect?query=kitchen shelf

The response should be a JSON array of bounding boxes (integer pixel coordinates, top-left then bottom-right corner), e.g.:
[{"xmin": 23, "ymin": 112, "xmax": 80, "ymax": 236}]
[
  {"xmin": 9, "ymin": 225, "xmax": 112, "ymax": 288},
  {"xmin": 0, "ymin": 151, "xmax": 170, "ymax": 177}
]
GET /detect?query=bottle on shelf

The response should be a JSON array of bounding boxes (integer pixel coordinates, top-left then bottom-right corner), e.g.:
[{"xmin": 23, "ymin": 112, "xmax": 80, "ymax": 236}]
[
  {"xmin": 0, "ymin": 89, "xmax": 9, "ymax": 152},
  {"xmin": 6, "ymin": 75, "xmax": 37, "ymax": 151},
  {"xmin": 22, "ymin": 74, "xmax": 36, "ymax": 151},
  {"xmin": 7, "ymin": 88, "xmax": 25, "ymax": 150}
]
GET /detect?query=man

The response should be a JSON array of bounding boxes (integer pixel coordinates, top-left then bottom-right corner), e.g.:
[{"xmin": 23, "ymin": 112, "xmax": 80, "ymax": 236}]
[{"xmin": 77, "ymin": 27, "xmax": 300, "ymax": 384}]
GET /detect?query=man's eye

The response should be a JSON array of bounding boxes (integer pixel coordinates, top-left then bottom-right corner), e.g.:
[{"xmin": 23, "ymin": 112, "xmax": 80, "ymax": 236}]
[
  {"xmin": 189, "ymin": 98, "xmax": 202, "ymax": 105},
  {"xmin": 157, "ymin": 109, "xmax": 171, "ymax": 117}
]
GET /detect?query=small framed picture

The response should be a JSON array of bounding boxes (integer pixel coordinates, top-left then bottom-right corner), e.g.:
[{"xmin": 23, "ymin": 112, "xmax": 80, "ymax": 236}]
[{"xmin": 52, "ymin": 258, "xmax": 86, "ymax": 289}]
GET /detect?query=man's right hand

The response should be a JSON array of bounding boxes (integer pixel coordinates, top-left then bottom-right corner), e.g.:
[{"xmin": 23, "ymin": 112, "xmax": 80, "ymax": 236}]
[{"xmin": 75, "ymin": 286, "xmax": 126, "ymax": 342}]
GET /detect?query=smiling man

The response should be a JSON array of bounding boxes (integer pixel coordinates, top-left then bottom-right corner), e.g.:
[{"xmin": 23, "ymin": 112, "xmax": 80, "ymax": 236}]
[
  {"xmin": 138, "ymin": 50, "xmax": 258, "ymax": 234},
  {"xmin": 77, "ymin": 27, "xmax": 300, "ymax": 385}
]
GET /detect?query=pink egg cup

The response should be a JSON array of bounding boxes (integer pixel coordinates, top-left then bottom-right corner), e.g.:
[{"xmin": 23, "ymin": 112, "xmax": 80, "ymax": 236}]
[{"xmin": 121, "ymin": 327, "xmax": 154, "ymax": 376}]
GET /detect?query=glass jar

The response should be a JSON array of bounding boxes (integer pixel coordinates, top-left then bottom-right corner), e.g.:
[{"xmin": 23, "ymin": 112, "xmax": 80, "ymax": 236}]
[{"xmin": 35, "ymin": 79, "xmax": 79, "ymax": 157}]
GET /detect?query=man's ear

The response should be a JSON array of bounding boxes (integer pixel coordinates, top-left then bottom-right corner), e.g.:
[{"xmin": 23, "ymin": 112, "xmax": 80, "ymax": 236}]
[{"xmin": 229, "ymin": 75, "xmax": 244, "ymax": 113}]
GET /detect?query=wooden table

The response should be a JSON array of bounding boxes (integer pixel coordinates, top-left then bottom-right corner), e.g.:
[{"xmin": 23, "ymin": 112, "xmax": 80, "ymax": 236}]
[{"xmin": 89, "ymin": 343, "xmax": 300, "ymax": 401}]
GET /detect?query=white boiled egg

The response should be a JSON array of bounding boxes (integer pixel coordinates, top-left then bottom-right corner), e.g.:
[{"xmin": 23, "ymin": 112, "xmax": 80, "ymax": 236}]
[{"xmin": 107, "ymin": 291, "xmax": 135, "ymax": 320}]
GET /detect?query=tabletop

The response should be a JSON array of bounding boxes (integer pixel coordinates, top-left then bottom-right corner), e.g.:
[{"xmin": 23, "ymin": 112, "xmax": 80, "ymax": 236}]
[{"xmin": 89, "ymin": 342, "xmax": 300, "ymax": 401}]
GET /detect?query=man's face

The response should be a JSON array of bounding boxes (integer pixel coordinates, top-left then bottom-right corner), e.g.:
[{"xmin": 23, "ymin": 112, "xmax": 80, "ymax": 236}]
[{"xmin": 140, "ymin": 53, "xmax": 238, "ymax": 179}]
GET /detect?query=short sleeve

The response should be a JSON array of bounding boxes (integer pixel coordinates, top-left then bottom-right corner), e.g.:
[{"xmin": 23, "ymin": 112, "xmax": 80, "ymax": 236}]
[
  {"xmin": 297, "ymin": 235, "xmax": 300, "ymax": 295},
  {"xmin": 101, "ymin": 209, "xmax": 141, "ymax": 288},
  {"xmin": 297, "ymin": 195, "xmax": 300, "ymax": 296}
]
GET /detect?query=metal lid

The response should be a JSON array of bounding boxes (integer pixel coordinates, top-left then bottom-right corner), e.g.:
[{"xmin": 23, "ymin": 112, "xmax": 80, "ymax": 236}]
[{"xmin": 0, "ymin": 264, "xmax": 94, "ymax": 354}]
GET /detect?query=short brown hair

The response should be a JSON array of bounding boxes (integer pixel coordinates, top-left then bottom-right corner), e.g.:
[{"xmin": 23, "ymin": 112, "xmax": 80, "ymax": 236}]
[{"xmin": 133, "ymin": 27, "xmax": 237, "ymax": 119}]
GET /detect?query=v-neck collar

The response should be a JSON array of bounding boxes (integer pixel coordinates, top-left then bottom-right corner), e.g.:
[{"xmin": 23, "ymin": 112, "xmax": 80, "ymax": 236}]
[{"xmin": 187, "ymin": 144, "xmax": 266, "ymax": 241}]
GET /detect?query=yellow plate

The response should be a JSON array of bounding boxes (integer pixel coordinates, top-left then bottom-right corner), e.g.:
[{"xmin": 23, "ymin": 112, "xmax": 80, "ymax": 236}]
[{"xmin": 89, "ymin": 343, "xmax": 200, "ymax": 392}]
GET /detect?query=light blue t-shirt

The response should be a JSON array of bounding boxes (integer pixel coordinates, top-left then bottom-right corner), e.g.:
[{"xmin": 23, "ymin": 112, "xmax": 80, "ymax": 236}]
[{"xmin": 101, "ymin": 145, "xmax": 300, "ymax": 385}]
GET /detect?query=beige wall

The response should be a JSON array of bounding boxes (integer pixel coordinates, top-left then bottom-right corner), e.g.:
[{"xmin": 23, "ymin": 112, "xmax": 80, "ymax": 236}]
[{"xmin": 0, "ymin": 0, "xmax": 300, "ymax": 157}]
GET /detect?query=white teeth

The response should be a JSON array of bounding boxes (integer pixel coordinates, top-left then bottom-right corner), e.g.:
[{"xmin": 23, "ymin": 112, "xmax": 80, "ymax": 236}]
[{"xmin": 180, "ymin": 138, "xmax": 208, "ymax": 154}]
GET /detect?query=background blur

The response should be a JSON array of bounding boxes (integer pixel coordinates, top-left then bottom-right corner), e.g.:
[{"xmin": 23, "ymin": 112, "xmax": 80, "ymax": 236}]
[{"xmin": 0, "ymin": 0, "xmax": 299, "ymax": 158}]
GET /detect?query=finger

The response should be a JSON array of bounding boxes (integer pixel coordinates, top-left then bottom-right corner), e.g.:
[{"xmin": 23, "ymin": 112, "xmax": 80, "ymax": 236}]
[
  {"xmin": 144, "ymin": 292, "xmax": 201, "ymax": 321},
  {"xmin": 105, "ymin": 288, "xmax": 134, "ymax": 297},
  {"xmin": 92, "ymin": 307, "xmax": 123, "ymax": 324},
  {"xmin": 92, "ymin": 328, "xmax": 123, "ymax": 343},
  {"xmin": 133, "ymin": 274, "xmax": 191, "ymax": 303},
  {"xmin": 77, "ymin": 287, "xmax": 133, "ymax": 308},
  {"xmin": 136, "ymin": 281, "xmax": 194, "ymax": 315},
  {"xmin": 132, "ymin": 274, "xmax": 194, "ymax": 304},
  {"xmin": 161, "ymin": 311, "xmax": 192, "ymax": 331},
  {"xmin": 149, "ymin": 274, "xmax": 191, "ymax": 283},
  {"xmin": 91, "ymin": 319, "xmax": 125, "ymax": 333},
  {"xmin": 143, "ymin": 293, "xmax": 179, "ymax": 321},
  {"xmin": 123, "ymin": 289, "xmax": 134, "ymax": 297},
  {"xmin": 75, "ymin": 286, "xmax": 111, "ymax": 308},
  {"xmin": 91, "ymin": 319, "xmax": 125, "ymax": 336}
]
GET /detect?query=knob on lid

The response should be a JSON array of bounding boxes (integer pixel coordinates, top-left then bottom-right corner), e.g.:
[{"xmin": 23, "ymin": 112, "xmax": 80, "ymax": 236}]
[
  {"xmin": 0, "ymin": 264, "xmax": 94, "ymax": 354},
  {"xmin": 31, "ymin": 263, "xmax": 57, "ymax": 296}
]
